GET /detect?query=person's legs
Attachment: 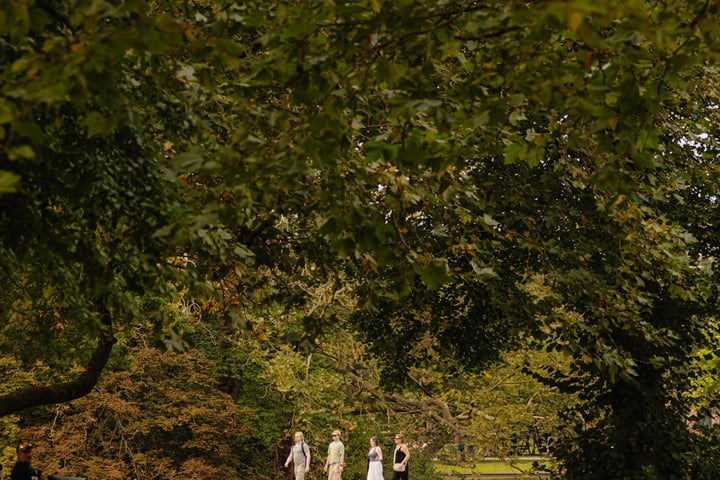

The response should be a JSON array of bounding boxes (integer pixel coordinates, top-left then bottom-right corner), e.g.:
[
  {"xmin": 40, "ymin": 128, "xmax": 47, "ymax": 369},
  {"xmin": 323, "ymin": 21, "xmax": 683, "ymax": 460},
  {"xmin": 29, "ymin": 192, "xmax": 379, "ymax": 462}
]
[
  {"xmin": 328, "ymin": 463, "xmax": 342, "ymax": 480},
  {"xmin": 295, "ymin": 464, "xmax": 306, "ymax": 480},
  {"xmin": 367, "ymin": 461, "xmax": 384, "ymax": 480},
  {"xmin": 391, "ymin": 468, "xmax": 408, "ymax": 480}
]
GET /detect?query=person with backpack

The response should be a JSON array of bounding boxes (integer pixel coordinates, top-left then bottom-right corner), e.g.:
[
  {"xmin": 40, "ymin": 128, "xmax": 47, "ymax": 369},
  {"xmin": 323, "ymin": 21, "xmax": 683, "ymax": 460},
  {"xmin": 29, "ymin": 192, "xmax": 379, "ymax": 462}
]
[{"xmin": 285, "ymin": 431, "xmax": 312, "ymax": 480}]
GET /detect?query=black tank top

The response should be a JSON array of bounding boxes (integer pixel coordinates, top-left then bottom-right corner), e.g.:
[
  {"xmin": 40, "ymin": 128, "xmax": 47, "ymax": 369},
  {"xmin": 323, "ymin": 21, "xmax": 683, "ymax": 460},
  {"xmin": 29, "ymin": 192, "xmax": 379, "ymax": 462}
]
[{"xmin": 394, "ymin": 447, "xmax": 407, "ymax": 464}]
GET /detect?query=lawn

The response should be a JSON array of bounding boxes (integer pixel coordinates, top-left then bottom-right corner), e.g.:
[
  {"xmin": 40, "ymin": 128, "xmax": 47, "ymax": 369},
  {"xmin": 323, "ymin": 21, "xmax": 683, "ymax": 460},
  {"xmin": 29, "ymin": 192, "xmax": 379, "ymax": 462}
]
[{"xmin": 435, "ymin": 458, "xmax": 555, "ymax": 475}]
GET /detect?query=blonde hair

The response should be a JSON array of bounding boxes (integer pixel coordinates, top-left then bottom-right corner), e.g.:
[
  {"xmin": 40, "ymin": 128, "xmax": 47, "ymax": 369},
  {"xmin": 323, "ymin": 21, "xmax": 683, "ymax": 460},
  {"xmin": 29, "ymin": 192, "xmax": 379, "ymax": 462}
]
[
  {"xmin": 395, "ymin": 433, "xmax": 405, "ymax": 442},
  {"xmin": 294, "ymin": 431, "xmax": 305, "ymax": 442}
]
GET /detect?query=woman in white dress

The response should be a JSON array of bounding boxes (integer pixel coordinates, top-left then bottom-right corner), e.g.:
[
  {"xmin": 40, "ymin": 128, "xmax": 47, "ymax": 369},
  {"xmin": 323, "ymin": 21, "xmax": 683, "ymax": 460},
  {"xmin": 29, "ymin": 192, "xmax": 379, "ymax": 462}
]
[{"xmin": 367, "ymin": 436, "xmax": 384, "ymax": 480}]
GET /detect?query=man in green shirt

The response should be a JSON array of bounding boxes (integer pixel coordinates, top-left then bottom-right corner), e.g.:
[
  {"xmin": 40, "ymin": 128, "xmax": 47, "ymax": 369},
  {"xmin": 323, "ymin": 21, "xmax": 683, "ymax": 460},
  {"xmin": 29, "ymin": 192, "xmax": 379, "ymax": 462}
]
[{"xmin": 323, "ymin": 430, "xmax": 345, "ymax": 480}]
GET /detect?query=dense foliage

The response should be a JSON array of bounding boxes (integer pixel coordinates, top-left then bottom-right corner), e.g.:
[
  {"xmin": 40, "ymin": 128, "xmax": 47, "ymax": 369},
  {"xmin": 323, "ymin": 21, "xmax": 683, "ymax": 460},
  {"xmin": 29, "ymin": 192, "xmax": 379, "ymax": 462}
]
[
  {"xmin": 3, "ymin": 342, "xmax": 252, "ymax": 480},
  {"xmin": 2, "ymin": 1, "xmax": 720, "ymax": 479}
]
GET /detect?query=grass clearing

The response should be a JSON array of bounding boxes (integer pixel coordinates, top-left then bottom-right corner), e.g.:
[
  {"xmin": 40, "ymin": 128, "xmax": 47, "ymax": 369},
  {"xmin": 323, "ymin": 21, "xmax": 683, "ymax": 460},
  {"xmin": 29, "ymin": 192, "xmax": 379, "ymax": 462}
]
[{"xmin": 435, "ymin": 458, "xmax": 556, "ymax": 474}]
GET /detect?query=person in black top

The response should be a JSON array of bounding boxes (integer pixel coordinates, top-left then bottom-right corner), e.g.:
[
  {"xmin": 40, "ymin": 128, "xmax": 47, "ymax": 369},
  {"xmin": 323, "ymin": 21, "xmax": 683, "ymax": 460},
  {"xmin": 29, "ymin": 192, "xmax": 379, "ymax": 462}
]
[
  {"xmin": 12, "ymin": 441, "xmax": 41, "ymax": 480},
  {"xmin": 391, "ymin": 434, "xmax": 410, "ymax": 480}
]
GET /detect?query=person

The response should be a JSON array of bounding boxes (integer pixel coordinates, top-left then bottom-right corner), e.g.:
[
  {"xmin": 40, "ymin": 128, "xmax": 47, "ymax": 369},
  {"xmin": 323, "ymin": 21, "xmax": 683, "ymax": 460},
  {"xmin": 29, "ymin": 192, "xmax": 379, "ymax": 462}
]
[
  {"xmin": 366, "ymin": 436, "xmax": 384, "ymax": 480},
  {"xmin": 391, "ymin": 433, "xmax": 409, "ymax": 480},
  {"xmin": 12, "ymin": 441, "xmax": 41, "ymax": 480},
  {"xmin": 285, "ymin": 431, "xmax": 312, "ymax": 480},
  {"xmin": 323, "ymin": 430, "xmax": 345, "ymax": 480}
]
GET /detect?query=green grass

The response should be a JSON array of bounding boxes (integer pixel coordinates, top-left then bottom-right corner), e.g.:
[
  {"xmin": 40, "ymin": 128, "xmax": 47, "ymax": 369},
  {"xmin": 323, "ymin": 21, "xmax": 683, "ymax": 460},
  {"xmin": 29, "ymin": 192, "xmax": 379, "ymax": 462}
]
[{"xmin": 435, "ymin": 458, "xmax": 555, "ymax": 474}]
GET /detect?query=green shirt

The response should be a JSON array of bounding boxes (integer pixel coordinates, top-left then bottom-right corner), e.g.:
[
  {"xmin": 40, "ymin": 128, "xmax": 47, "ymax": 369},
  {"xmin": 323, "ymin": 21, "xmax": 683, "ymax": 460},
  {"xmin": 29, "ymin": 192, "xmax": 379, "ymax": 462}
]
[{"xmin": 327, "ymin": 440, "xmax": 345, "ymax": 464}]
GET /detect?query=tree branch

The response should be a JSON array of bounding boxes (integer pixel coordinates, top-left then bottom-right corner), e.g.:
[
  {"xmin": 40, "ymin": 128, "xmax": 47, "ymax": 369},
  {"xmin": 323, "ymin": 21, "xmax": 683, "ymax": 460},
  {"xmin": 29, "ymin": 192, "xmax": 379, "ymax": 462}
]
[{"xmin": 0, "ymin": 308, "xmax": 117, "ymax": 417}]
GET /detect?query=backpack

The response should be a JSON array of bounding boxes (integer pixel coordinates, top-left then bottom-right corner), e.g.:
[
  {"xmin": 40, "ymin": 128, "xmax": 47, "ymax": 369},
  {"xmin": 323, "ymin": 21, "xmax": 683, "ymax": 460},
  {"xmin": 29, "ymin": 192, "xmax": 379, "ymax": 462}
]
[{"xmin": 302, "ymin": 442, "xmax": 310, "ymax": 463}]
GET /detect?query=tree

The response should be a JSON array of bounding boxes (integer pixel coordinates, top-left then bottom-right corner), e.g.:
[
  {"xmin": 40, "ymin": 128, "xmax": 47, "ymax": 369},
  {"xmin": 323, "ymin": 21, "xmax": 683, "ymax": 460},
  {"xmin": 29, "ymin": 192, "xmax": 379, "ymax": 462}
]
[
  {"xmin": 219, "ymin": 1, "xmax": 720, "ymax": 478},
  {"xmin": 17, "ymin": 336, "xmax": 253, "ymax": 480},
  {"xmin": 0, "ymin": 0, "xmax": 226, "ymax": 414},
  {"xmin": 3, "ymin": 1, "xmax": 720, "ymax": 478}
]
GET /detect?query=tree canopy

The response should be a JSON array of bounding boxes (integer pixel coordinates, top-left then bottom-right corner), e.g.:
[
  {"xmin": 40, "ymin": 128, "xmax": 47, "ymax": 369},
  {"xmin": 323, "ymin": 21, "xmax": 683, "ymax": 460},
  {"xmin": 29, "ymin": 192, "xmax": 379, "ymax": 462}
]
[{"xmin": 2, "ymin": 0, "xmax": 720, "ymax": 478}]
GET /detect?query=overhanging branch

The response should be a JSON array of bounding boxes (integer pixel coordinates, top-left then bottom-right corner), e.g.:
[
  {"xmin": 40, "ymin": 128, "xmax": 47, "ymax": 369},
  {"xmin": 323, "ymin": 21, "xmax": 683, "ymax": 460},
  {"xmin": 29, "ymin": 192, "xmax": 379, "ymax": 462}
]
[{"xmin": 0, "ymin": 313, "xmax": 117, "ymax": 417}]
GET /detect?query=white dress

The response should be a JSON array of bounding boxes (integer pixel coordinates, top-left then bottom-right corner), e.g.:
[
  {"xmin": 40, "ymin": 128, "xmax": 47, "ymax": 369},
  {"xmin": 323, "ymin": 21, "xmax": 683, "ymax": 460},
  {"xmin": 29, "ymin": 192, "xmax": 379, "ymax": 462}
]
[{"xmin": 367, "ymin": 447, "xmax": 384, "ymax": 480}]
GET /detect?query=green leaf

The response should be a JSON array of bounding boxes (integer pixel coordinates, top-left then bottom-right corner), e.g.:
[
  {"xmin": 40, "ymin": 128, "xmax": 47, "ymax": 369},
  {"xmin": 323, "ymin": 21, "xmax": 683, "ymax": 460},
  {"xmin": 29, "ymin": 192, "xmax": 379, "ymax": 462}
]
[
  {"xmin": 417, "ymin": 260, "xmax": 452, "ymax": 289},
  {"xmin": 83, "ymin": 111, "xmax": 116, "ymax": 138},
  {"xmin": 503, "ymin": 143, "xmax": 523, "ymax": 164},
  {"xmin": 171, "ymin": 150, "xmax": 205, "ymax": 170},
  {"xmin": 7, "ymin": 145, "xmax": 35, "ymax": 160},
  {"xmin": 482, "ymin": 213, "xmax": 500, "ymax": 227},
  {"xmin": 0, "ymin": 99, "xmax": 14, "ymax": 124},
  {"xmin": 0, "ymin": 170, "xmax": 21, "ymax": 193}
]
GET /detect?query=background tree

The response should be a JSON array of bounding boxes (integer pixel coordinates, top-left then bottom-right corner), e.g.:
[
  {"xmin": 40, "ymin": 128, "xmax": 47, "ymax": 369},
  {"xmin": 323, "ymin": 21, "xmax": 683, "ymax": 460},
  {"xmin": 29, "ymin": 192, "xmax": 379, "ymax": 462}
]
[
  {"xmin": 222, "ymin": 1, "xmax": 720, "ymax": 478},
  {"xmin": 9, "ymin": 333, "xmax": 253, "ymax": 480},
  {"xmin": 0, "ymin": 0, "xmax": 213, "ymax": 414},
  {"xmin": 3, "ymin": 1, "xmax": 720, "ymax": 479}
]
